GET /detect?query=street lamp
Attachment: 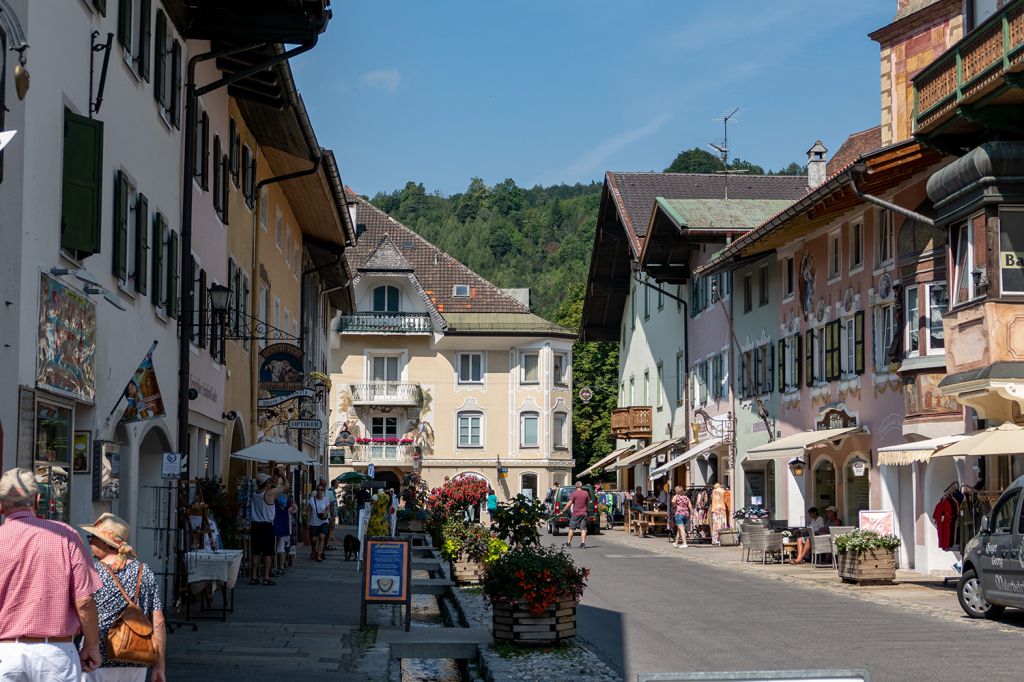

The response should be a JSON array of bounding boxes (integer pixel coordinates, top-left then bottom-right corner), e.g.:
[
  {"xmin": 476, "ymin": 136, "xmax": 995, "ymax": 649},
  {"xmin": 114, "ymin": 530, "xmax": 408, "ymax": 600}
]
[
  {"xmin": 788, "ymin": 457, "xmax": 807, "ymax": 477},
  {"xmin": 208, "ymin": 283, "xmax": 232, "ymax": 314}
]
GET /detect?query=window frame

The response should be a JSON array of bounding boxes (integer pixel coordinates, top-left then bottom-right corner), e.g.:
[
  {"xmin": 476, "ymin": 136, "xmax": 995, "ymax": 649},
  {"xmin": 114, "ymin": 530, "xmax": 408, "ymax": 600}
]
[
  {"xmin": 520, "ymin": 352, "xmax": 540, "ymax": 384},
  {"xmin": 655, "ymin": 361, "xmax": 664, "ymax": 409},
  {"xmin": 743, "ymin": 273, "xmax": 753, "ymax": 313},
  {"xmin": 876, "ymin": 210, "xmax": 894, "ymax": 268},
  {"xmin": 904, "ymin": 285, "xmax": 920, "ymax": 357},
  {"xmin": 999, "ymin": 207, "xmax": 1024, "ymax": 295},
  {"xmin": 553, "ymin": 352, "xmax": 569, "ymax": 386},
  {"xmin": 783, "ymin": 257, "xmax": 795, "ymax": 300},
  {"xmin": 457, "ymin": 352, "xmax": 484, "ymax": 385},
  {"xmin": 676, "ymin": 353, "xmax": 686, "ymax": 406},
  {"xmin": 553, "ymin": 412, "xmax": 568, "ymax": 449},
  {"xmin": 925, "ymin": 282, "xmax": 947, "ymax": 354},
  {"xmin": 828, "ymin": 229, "xmax": 842, "ymax": 280},
  {"xmin": 453, "ymin": 284, "xmax": 471, "ymax": 298},
  {"xmin": 758, "ymin": 265, "xmax": 769, "ymax": 306},
  {"xmin": 520, "ymin": 411, "xmax": 540, "ymax": 448},
  {"xmin": 850, "ymin": 222, "xmax": 864, "ymax": 271},
  {"xmin": 372, "ymin": 285, "xmax": 400, "ymax": 312},
  {"xmin": 875, "ymin": 304, "xmax": 895, "ymax": 370}
]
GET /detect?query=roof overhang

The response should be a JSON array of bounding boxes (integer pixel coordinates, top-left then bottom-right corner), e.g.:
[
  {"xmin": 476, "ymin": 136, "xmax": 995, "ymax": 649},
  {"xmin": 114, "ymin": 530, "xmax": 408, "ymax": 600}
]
[
  {"xmin": 649, "ymin": 438, "xmax": 725, "ymax": 479},
  {"xmin": 578, "ymin": 446, "xmax": 636, "ymax": 478},
  {"xmin": 164, "ymin": 1, "xmax": 331, "ymax": 43},
  {"xmin": 579, "ymin": 184, "xmax": 636, "ymax": 342},
  {"xmin": 609, "ymin": 437, "xmax": 685, "ymax": 471}
]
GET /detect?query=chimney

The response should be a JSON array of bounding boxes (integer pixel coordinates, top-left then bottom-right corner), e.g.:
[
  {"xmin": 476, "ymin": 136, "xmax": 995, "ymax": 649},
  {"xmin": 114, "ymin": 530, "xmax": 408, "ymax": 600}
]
[
  {"xmin": 347, "ymin": 202, "xmax": 362, "ymax": 238},
  {"xmin": 502, "ymin": 288, "xmax": 531, "ymax": 310},
  {"xmin": 806, "ymin": 140, "xmax": 828, "ymax": 189}
]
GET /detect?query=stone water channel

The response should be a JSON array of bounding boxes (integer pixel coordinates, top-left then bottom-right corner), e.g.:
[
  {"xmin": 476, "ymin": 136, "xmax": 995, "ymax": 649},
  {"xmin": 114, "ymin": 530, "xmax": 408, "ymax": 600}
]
[{"xmin": 402, "ymin": 568, "xmax": 466, "ymax": 682}]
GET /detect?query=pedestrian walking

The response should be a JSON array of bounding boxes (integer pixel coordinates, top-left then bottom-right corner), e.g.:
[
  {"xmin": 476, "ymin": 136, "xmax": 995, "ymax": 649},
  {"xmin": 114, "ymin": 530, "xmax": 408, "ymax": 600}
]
[
  {"xmin": 251, "ymin": 472, "xmax": 288, "ymax": 585},
  {"xmin": 308, "ymin": 483, "xmax": 331, "ymax": 561},
  {"xmin": 563, "ymin": 481, "xmax": 591, "ymax": 549},
  {"xmin": 324, "ymin": 478, "xmax": 339, "ymax": 551},
  {"xmin": 79, "ymin": 513, "xmax": 166, "ymax": 682},
  {"xmin": 671, "ymin": 486, "xmax": 692, "ymax": 548},
  {"xmin": 272, "ymin": 477, "xmax": 294, "ymax": 577},
  {"xmin": 486, "ymin": 487, "xmax": 498, "ymax": 522},
  {"xmin": 0, "ymin": 467, "xmax": 102, "ymax": 680}
]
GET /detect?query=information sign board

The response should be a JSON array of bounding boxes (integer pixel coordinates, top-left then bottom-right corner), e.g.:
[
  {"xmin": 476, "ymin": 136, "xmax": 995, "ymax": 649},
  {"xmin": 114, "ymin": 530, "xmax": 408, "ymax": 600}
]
[{"xmin": 360, "ymin": 537, "xmax": 412, "ymax": 631}]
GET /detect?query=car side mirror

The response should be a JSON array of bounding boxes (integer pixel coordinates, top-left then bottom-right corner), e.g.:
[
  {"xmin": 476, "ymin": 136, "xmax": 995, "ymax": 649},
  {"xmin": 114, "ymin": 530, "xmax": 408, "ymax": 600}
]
[{"xmin": 979, "ymin": 515, "xmax": 990, "ymax": 535}]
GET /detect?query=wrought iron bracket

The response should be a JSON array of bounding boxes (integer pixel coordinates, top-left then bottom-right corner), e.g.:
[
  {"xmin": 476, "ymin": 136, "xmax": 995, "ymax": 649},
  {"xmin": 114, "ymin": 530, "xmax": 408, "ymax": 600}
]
[{"xmin": 89, "ymin": 31, "xmax": 114, "ymax": 117}]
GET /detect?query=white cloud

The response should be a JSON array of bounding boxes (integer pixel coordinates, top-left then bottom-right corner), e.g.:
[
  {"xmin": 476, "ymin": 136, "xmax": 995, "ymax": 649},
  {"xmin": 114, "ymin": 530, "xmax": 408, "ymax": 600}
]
[
  {"xmin": 360, "ymin": 68, "xmax": 402, "ymax": 93},
  {"xmin": 536, "ymin": 114, "xmax": 671, "ymax": 185}
]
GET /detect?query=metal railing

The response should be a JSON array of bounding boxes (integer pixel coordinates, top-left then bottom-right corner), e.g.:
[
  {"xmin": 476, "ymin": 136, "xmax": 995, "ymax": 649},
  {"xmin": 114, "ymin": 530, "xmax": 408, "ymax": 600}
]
[
  {"xmin": 337, "ymin": 312, "xmax": 432, "ymax": 334},
  {"xmin": 350, "ymin": 382, "xmax": 422, "ymax": 406},
  {"xmin": 348, "ymin": 444, "xmax": 416, "ymax": 465}
]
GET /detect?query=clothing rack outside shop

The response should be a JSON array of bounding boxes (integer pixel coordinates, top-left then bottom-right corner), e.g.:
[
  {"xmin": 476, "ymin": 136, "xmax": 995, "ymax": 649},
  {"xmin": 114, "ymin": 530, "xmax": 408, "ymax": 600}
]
[{"xmin": 934, "ymin": 483, "xmax": 1001, "ymax": 585}]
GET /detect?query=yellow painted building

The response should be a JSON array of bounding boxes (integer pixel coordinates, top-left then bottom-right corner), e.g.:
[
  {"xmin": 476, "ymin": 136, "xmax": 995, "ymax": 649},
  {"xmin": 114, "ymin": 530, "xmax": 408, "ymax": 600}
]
[{"xmin": 328, "ymin": 195, "xmax": 575, "ymax": 499}]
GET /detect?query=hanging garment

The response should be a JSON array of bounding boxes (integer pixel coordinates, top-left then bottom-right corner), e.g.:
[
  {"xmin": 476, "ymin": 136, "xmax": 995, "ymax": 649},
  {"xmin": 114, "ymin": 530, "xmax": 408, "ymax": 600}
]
[{"xmin": 933, "ymin": 496, "xmax": 956, "ymax": 551}]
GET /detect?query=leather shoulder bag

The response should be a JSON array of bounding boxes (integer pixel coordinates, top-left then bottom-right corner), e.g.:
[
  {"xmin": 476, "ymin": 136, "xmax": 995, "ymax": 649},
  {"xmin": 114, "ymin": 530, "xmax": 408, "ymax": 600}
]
[{"xmin": 103, "ymin": 562, "xmax": 159, "ymax": 666}]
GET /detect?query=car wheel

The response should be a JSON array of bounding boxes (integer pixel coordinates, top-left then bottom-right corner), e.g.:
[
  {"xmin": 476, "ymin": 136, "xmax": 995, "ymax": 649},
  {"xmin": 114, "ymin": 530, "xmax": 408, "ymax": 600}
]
[
  {"xmin": 549, "ymin": 522, "xmax": 560, "ymax": 537},
  {"xmin": 958, "ymin": 569, "xmax": 1005, "ymax": 619}
]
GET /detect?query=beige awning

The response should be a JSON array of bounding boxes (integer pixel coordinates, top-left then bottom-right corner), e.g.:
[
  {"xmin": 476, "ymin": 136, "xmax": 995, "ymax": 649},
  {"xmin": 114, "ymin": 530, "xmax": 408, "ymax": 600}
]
[
  {"xmin": 608, "ymin": 437, "xmax": 684, "ymax": 471},
  {"xmin": 649, "ymin": 438, "xmax": 724, "ymax": 480},
  {"xmin": 931, "ymin": 423, "xmax": 1024, "ymax": 459},
  {"xmin": 744, "ymin": 426, "xmax": 864, "ymax": 462},
  {"xmin": 578, "ymin": 446, "xmax": 635, "ymax": 478},
  {"xmin": 878, "ymin": 435, "xmax": 966, "ymax": 466}
]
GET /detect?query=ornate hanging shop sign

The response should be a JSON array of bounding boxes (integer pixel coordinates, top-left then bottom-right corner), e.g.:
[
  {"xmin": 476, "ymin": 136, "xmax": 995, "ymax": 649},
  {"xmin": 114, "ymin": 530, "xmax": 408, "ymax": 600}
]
[{"xmin": 258, "ymin": 343, "xmax": 304, "ymax": 397}]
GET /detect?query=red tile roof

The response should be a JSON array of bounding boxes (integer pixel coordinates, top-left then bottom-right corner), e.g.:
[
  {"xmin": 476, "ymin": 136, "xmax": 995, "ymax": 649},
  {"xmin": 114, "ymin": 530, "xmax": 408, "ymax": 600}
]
[{"xmin": 826, "ymin": 126, "xmax": 882, "ymax": 177}]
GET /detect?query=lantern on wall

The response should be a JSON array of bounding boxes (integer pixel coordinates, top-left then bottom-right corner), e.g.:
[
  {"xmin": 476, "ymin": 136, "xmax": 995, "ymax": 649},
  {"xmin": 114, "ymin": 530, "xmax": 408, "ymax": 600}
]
[{"xmin": 788, "ymin": 457, "xmax": 807, "ymax": 477}]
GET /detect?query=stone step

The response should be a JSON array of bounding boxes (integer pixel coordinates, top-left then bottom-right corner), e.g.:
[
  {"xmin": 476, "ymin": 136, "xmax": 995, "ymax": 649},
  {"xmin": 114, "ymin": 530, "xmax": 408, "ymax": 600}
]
[{"xmin": 377, "ymin": 626, "xmax": 492, "ymax": 660}]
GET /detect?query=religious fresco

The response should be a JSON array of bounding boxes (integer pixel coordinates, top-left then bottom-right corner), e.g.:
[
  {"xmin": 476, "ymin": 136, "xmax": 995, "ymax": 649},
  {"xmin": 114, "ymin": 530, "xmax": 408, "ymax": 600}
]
[{"xmin": 903, "ymin": 372, "xmax": 959, "ymax": 416}]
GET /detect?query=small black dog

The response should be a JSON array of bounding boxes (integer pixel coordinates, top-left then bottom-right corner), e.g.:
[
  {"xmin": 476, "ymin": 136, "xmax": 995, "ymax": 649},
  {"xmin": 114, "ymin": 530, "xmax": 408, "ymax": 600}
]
[{"xmin": 343, "ymin": 534, "xmax": 359, "ymax": 561}]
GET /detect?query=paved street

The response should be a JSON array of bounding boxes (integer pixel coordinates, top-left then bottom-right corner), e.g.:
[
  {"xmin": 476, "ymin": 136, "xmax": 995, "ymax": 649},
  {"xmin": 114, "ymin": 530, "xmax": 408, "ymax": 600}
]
[{"xmin": 566, "ymin": 529, "xmax": 1024, "ymax": 682}]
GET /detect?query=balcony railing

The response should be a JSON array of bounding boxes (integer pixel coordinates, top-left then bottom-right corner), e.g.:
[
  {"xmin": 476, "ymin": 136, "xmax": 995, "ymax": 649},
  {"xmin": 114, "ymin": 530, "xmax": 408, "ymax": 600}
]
[
  {"xmin": 338, "ymin": 312, "xmax": 432, "ymax": 334},
  {"xmin": 348, "ymin": 444, "xmax": 417, "ymax": 466},
  {"xmin": 350, "ymin": 382, "xmax": 422, "ymax": 407},
  {"xmin": 611, "ymin": 406, "xmax": 652, "ymax": 440},
  {"xmin": 913, "ymin": 1, "xmax": 1024, "ymax": 133}
]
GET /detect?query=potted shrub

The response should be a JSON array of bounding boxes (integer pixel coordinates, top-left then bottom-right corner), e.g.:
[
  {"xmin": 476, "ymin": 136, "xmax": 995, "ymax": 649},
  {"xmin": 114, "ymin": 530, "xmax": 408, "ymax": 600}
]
[
  {"xmin": 440, "ymin": 521, "xmax": 507, "ymax": 584},
  {"xmin": 483, "ymin": 495, "xmax": 589, "ymax": 645},
  {"xmin": 834, "ymin": 530, "xmax": 901, "ymax": 584},
  {"xmin": 424, "ymin": 476, "xmax": 489, "ymax": 546}
]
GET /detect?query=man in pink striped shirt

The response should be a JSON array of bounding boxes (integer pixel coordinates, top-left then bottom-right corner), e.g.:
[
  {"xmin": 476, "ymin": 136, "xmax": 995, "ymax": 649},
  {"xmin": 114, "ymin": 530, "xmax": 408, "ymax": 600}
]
[{"xmin": 0, "ymin": 467, "xmax": 102, "ymax": 680}]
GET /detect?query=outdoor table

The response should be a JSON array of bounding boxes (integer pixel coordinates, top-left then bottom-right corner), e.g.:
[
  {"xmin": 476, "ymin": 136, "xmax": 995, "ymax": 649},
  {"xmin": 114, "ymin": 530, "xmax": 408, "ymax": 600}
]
[
  {"xmin": 640, "ymin": 510, "xmax": 669, "ymax": 537},
  {"xmin": 186, "ymin": 549, "xmax": 243, "ymax": 622}
]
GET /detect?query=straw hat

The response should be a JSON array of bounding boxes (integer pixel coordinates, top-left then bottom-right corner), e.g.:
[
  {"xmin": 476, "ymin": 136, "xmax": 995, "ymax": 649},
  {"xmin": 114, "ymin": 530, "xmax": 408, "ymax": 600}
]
[
  {"xmin": 80, "ymin": 513, "xmax": 132, "ymax": 551},
  {"xmin": 826, "ymin": 505, "xmax": 838, "ymax": 514},
  {"xmin": 0, "ymin": 468, "xmax": 39, "ymax": 502}
]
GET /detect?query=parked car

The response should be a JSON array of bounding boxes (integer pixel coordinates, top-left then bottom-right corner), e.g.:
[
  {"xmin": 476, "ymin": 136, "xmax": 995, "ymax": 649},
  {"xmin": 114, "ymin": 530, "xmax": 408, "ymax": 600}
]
[
  {"xmin": 958, "ymin": 476, "xmax": 1024, "ymax": 619},
  {"xmin": 547, "ymin": 485, "xmax": 600, "ymax": 536}
]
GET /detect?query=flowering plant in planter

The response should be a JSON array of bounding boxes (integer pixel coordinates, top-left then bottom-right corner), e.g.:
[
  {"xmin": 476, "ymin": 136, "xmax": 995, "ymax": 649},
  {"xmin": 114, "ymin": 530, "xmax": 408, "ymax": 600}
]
[
  {"xmin": 483, "ymin": 545, "xmax": 589, "ymax": 616},
  {"xmin": 354, "ymin": 437, "xmax": 414, "ymax": 445},
  {"xmin": 424, "ymin": 476, "xmax": 489, "ymax": 541},
  {"xmin": 833, "ymin": 529, "xmax": 901, "ymax": 555},
  {"xmin": 439, "ymin": 520, "xmax": 506, "ymax": 564}
]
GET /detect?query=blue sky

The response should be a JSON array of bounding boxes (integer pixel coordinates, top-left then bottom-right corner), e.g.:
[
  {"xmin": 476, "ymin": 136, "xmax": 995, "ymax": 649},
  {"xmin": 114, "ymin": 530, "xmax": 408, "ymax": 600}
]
[{"xmin": 294, "ymin": 1, "xmax": 895, "ymax": 197}]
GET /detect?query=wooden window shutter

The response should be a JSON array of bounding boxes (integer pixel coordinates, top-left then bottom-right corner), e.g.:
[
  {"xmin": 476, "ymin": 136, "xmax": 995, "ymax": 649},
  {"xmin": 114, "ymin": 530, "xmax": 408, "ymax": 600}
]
[
  {"xmin": 170, "ymin": 39, "xmax": 182, "ymax": 128},
  {"xmin": 220, "ymin": 155, "xmax": 230, "ymax": 225},
  {"xmin": 795, "ymin": 333, "xmax": 803, "ymax": 388},
  {"xmin": 854, "ymin": 310, "xmax": 865, "ymax": 375},
  {"xmin": 212, "ymin": 136, "xmax": 222, "ymax": 212},
  {"xmin": 824, "ymin": 323, "xmax": 834, "ymax": 381},
  {"xmin": 777, "ymin": 339, "xmax": 785, "ymax": 393},
  {"xmin": 151, "ymin": 213, "xmax": 164, "ymax": 305},
  {"xmin": 113, "ymin": 170, "xmax": 129, "ymax": 281},
  {"xmin": 117, "ymin": 0, "xmax": 132, "ymax": 49},
  {"xmin": 229, "ymin": 118, "xmax": 240, "ymax": 186},
  {"xmin": 93, "ymin": 0, "xmax": 107, "ymax": 16},
  {"xmin": 168, "ymin": 229, "xmax": 179, "ymax": 319},
  {"xmin": 753, "ymin": 347, "xmax": 761, "ymax": 395},
  {"xmin": 227, "ymin": 259, "xmax": 237, "ymax": 335},
  {"xmin": 827, "ymin": 320, "xmax": 841, "ymax": 381},
  {"xmin": 154, "ymin": 10, "xmax": 167, "ymax": 107},
  {"xmin": 199, "ymin": 112, "xmax": 210, "ymax": 189},
  {"xmin": 60, "ymin": 109, "xmax": 104, "ymax": 256},
  {"xmin": 805, "ymin": 329, "xmax": 814, "ymax": 387},
  {"xmin": 241, "ymin": 146, "xmax": 251, "ymax": 201},
  {"xmin": 138, "ymin": 0, "xmax": 152, "ymax": 81},
  {"xmin": 233, "ymin": 262, "xmax": 243, "ymax": 334},
  {"xmin": 134, "ymin": 192, "xmax": 148, "ymax": 294},
  {"xmin": 198, "ymin": 269, "xmax": 207, "ymax": 348},
  {"xmin": 767, "ymin": 343, "xmax": 774, "ymax": 393}
]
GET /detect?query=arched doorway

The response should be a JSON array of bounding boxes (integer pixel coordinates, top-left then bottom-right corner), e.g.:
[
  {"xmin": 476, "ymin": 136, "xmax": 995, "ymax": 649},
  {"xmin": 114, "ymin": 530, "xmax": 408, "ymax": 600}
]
[
  {"xmin": 136, "ymin": 424, "xmax": 172, "ymax": 571},
  {"xmin": 845, "ymin": 455, "xmax": 870, "ymax": 525},
  {"xmin": 520, "ymin": 473, "xmax": 538, "ymax": 499},
  {"xmin": 813, "ymin": 459, "xmax": 837, "ymax": 513}
]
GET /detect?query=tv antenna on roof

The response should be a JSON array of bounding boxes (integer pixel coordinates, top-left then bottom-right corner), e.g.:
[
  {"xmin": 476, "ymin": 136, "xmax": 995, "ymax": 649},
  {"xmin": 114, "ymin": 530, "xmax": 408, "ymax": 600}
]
[{"xmin": 709, "ymin": 107, "xmax": 745, "ymax": 201}]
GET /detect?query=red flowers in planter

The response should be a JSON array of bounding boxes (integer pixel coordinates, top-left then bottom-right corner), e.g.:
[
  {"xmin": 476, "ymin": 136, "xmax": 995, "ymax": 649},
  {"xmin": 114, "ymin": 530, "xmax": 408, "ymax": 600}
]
[{"xmin": 354, "ymin": 437, "xmax": 414, "ymax": 445}]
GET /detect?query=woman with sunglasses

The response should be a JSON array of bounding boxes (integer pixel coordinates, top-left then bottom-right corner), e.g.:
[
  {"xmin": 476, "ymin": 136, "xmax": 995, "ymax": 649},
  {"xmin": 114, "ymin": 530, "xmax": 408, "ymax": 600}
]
[{"xmin": 308, "ymin": 484, "xmax": 330, "ymax": 562}]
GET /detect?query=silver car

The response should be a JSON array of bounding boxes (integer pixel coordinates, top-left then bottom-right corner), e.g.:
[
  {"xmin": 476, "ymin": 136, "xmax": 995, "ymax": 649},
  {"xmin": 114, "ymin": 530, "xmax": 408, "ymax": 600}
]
[{"xmin": 958, "ymin": 477, "xmax": 1024, "ymax": 618}]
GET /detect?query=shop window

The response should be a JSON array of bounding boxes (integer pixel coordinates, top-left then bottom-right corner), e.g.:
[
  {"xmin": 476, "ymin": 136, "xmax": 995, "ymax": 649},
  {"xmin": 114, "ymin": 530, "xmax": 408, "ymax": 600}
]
[
  {"xmin": 372, "ymin": 285, "xmax": 400, "ymax": 312},
  {"xmin": 35, "ymin": 399, "xmax": 74, "ymax": 523},
  {"xmin": 457, "ymin": 412, "xmax": 482, "ymax": 448},
  {"xmin": 553, "ymin": 413, "xmax": 567, "ymax": 448},
  {"xmin": 999, "ymin": 207, "xmax": 1024, "ymax": 294},
  {"xmin": 457, "ymin": 352, "xmax": 483, "ymax": 384},
  {"xmin": 926, "ymin": 283, "xmax": 947, "ymax": 353},
  {"xmin": 521, "ymin": 473, "xmax": 539, "ymax": 499},
  {"xmin": 904, "ymin": 285, "xmax": 919, "ymax": 356},
  {"xmin": 521, "ymin": 352, "xmax": 539, "ymax": 384},
  {"xmin": 520, "ymin": 412, "xmax": 539, "ymax": 447}
]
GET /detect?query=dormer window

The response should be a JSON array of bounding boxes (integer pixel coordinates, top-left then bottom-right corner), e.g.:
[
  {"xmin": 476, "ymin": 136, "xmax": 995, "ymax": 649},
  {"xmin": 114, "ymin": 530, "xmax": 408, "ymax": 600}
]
[
  {"xmin": 453, "ymin": 284, "xmax": 471, "ymax": 298},
  {"xmin": 372, "ymin": 285, "xmax": 400, "ymax": 312}
]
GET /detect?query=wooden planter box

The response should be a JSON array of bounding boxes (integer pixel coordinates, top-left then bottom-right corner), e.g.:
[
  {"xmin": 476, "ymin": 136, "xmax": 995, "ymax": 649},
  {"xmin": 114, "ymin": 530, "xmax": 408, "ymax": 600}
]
[
  {"xmin": 450, "ymin": 558, "xmax": 485, "ymax": 585},
  {"xmin": 718, "ymin": 530, "xmax": 740, "ymax": 546},
  {"xmin": 492, "ymin": 599, "xmax": 576, "ymax": 645},
  {"xmin": 837, "ymin": 549, "xmax": 896, "ymax": 585}
]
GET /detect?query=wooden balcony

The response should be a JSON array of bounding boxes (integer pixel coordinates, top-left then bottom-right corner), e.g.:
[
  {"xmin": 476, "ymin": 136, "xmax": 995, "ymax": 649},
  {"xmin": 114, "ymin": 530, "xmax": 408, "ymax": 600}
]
[
  {"xmin": 611, "ymin": 406, "xmax": 652, "ymax": 440},
  {"xmin": 338, "ymin": 312, "xmax": 432, "ymax": 334},
  {"xmin": 913, "ymin": 0, "xmax": 1024, "ymax": 149},
  {"xmin": 350, "ymin": 382, "xmax": 422, "ymax": 407}
]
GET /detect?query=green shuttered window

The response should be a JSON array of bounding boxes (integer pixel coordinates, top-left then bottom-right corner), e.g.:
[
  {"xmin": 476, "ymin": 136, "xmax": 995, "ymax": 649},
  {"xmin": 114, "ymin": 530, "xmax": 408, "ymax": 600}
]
[
  {"xmin": 112, "ymin": 170, "xmax": 129, "ymax": 281},
  {"xmin": 60, "ymin": 109, "xmax": 104, "ymax": 256},
  {"xmin": 152, "ymin": 213, "xmax": 164, "ymax": 306},
  {"xmin": 135, "ymin": 193, "xmax": 148, "ymax": 294}
]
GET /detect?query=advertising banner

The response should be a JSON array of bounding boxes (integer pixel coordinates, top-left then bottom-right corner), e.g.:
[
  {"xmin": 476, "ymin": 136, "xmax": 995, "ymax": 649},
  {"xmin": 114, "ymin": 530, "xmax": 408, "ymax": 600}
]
[
  {"xmin": 37, "ymin": 273, "xmax": 96, "ymax": 402},
  {"xmin": 119, "ymin": 342, "xmax": 166, "ymax": 423}
]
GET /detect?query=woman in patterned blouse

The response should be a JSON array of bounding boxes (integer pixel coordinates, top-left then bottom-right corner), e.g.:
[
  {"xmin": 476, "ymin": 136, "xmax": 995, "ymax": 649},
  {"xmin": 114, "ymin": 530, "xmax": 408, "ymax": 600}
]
[{"xmin": 79, "ymin": 513, "xmax": 166, "ymax": 682}]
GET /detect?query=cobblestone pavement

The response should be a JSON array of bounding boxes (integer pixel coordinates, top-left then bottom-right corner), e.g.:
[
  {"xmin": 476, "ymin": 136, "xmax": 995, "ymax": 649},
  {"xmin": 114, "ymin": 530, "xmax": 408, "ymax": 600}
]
[{"xmin": 561, "ymin": 528, "xmax": 1024, "ymax": 681}]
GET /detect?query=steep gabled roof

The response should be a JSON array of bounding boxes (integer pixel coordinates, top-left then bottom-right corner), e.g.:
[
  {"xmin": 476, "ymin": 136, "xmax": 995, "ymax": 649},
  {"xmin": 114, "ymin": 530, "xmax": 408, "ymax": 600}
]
[
  {"xmin": 346, "ymin": 193, "xmax": 530, "ymax": 315},
  {"xmin": 827, "ymin": 126, "xmax": 882, "ymax": 177}
]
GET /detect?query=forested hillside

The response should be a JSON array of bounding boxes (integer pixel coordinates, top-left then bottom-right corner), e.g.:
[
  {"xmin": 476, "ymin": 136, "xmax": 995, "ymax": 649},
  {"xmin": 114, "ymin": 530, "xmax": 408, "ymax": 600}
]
[{"xmin": 367, "ymin": 148, "xmax": 804, "ymax": 468}]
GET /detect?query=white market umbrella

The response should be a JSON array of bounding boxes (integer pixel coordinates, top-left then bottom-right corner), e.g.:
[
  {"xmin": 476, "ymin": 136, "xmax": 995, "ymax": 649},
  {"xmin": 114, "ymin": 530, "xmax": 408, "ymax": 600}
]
[
  {"xmin": 934, "ymin": 423, "xmax": 1024, "ymax": 459},
  {"xmin": 231, "ymin": 440, "xmax": 314, "ymax": 465}
]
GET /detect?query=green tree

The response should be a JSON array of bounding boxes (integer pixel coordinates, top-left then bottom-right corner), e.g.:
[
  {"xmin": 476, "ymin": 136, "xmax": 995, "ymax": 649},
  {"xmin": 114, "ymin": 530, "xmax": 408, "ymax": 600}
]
[
  {"xmin": 664, "ymin": 147, "xmax": 725, "ymax": 174},
  {"xmin": 454, "ymin": 177, "xmax": 490, "ymax": 222},
  {"xmin": 491, "ymin": 178, "xmax": 524, "ymax": 216},
  {"xmin": 771, "ymin": 162, "xmax": 806, "ymax": 176},
  {"xmin": 729, "ymin": 158, "xmax": 766, "ymax": 175}
]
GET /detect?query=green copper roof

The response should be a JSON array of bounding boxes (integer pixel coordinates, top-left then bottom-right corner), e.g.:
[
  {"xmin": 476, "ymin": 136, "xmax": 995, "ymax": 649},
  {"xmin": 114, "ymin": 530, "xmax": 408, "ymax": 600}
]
[
  {"xmin": 442, "ymin": 312, "xmax": 575, "ymax": 337},
  {"xmin": 655, "ymin": 197, "xmax": 795, "ymax": 230}
]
